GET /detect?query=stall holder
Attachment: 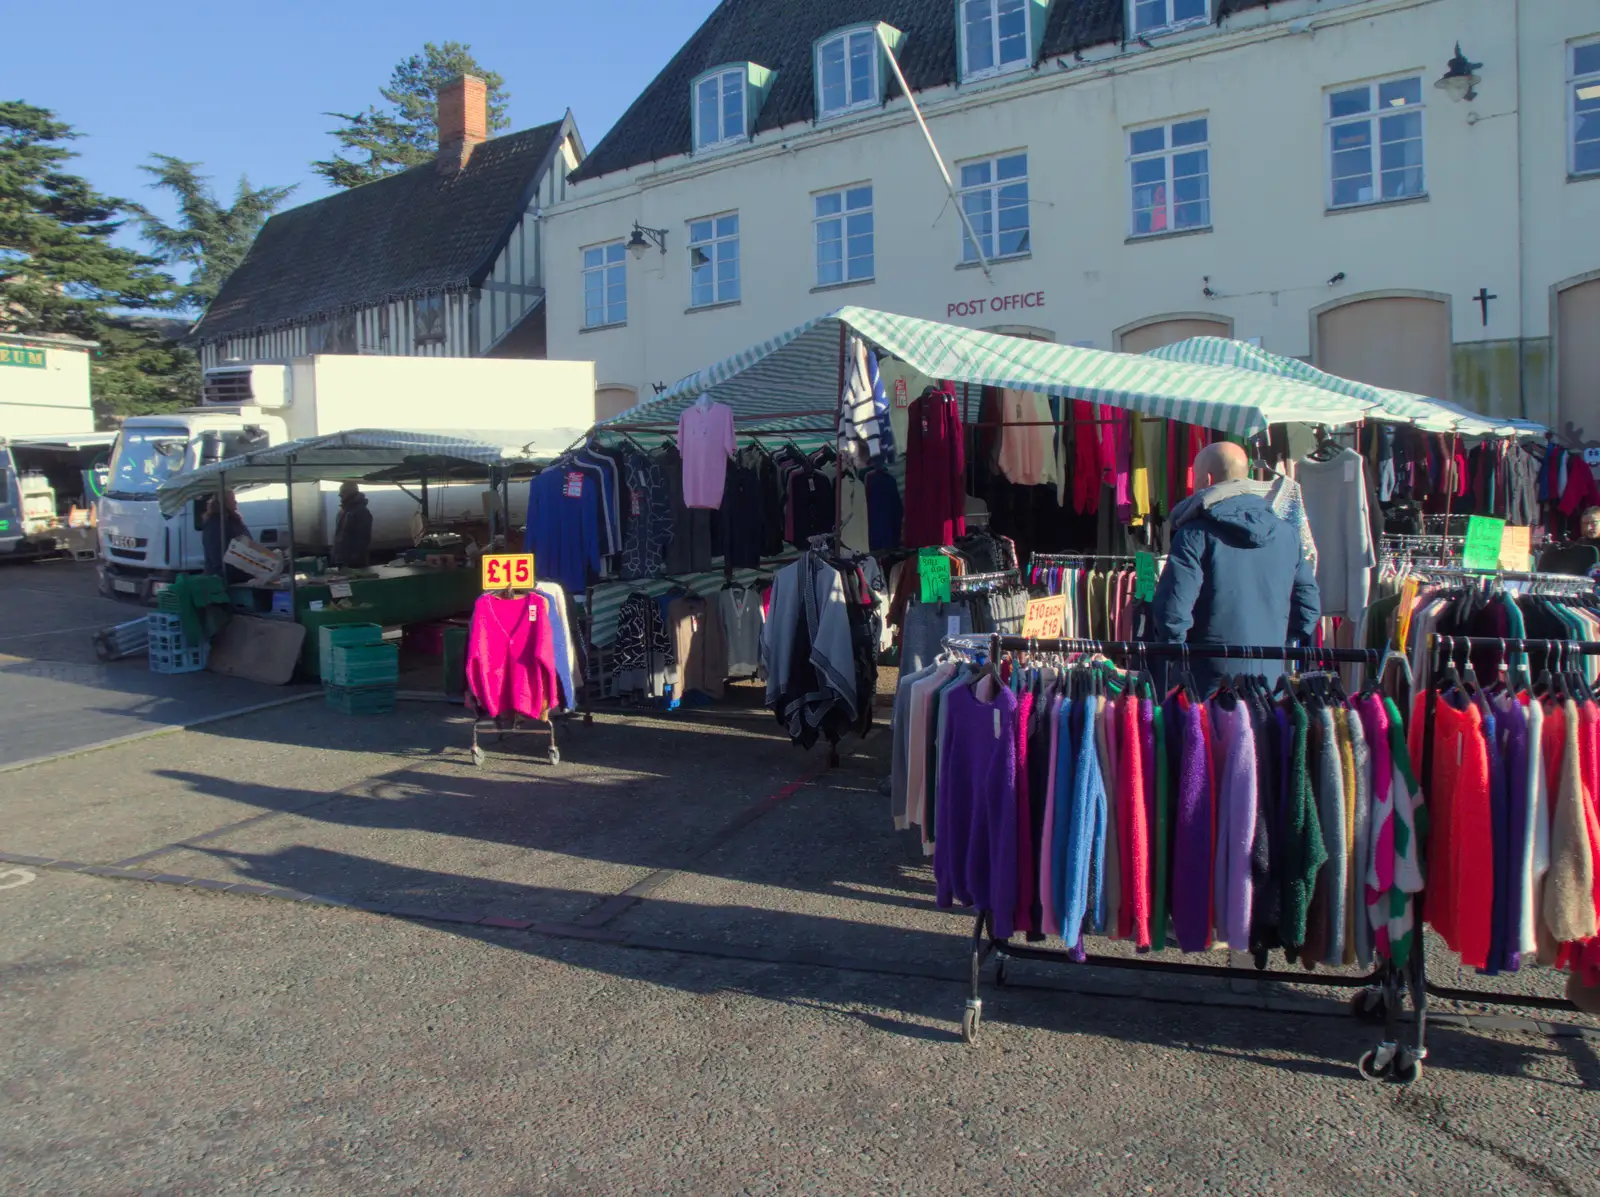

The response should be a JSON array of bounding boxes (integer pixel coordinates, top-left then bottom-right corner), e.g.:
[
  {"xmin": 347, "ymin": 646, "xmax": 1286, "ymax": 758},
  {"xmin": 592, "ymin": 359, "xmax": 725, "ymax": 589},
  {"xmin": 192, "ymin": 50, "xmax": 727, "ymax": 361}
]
[{"xmin": 937, "ymin": 632, "xmax": 1594, "ymax": 1086}]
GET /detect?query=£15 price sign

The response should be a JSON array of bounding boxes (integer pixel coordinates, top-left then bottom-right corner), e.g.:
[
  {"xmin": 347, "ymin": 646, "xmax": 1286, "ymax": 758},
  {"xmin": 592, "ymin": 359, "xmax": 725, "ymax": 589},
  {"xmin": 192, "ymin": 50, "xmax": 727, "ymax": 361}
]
[{"xmin": 482, "ymin": 553, "xmax": 536, "ymax": 591}]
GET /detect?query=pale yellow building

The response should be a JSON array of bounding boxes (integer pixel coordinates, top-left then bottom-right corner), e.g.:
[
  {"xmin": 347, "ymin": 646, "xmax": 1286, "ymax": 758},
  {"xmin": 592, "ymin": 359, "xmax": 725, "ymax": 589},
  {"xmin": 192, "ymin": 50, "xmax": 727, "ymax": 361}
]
[{"xmin": 544, "ymin": 0, "xmax": 1600, "ymax": 440}]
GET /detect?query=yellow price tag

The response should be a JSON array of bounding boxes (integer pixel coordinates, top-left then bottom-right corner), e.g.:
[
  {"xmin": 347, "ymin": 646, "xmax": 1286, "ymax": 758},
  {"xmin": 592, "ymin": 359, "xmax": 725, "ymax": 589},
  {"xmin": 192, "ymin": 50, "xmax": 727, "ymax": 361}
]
[
  {"xmin": 1023, "ymin": 595, "xmax": 1068, "ymax": 639},
  {"xmin": 482, "ymin": 553, "xmax": 536, "ymax": 591}
]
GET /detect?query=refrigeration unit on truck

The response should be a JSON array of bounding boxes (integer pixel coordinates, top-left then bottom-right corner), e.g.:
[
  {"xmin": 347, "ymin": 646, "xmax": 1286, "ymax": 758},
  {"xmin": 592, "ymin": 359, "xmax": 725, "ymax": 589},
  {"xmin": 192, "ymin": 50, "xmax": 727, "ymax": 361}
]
[{"xmin": 98, "ymin": 354, "xmax": 596, "ymax": 601}]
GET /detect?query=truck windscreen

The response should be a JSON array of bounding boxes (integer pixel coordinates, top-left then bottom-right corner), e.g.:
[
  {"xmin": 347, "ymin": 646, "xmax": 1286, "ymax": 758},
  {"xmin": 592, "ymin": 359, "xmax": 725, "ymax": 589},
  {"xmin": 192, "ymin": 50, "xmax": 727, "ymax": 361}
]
[{"xmin": 105, "ymin": 427, "xmax": 188, "ymax": 498}]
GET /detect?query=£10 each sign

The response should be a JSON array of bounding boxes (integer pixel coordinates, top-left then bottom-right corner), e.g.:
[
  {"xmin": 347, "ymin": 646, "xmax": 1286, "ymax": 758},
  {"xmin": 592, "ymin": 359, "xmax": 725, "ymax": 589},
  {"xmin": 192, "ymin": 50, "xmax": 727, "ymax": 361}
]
[{"xmin": 482, "ymin": 553, "xmax": 535, "ymax": 590}]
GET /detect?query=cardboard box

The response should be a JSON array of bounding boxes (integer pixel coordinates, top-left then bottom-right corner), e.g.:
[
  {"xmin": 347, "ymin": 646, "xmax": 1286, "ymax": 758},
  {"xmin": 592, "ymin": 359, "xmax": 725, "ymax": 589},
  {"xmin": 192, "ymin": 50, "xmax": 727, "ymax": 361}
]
[{"xmin": 224, "ymin": 536, "xmax": 284, "ymax": 580}]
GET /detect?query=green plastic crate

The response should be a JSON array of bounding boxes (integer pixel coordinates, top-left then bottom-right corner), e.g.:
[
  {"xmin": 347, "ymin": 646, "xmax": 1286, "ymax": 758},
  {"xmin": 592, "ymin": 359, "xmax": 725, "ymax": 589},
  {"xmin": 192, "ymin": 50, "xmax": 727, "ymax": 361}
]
[
  {"xmin": 319, "ymin": 624, "xmax": 385, "ymax": 682},
  {"xmin": 324, "ymin": 683, "xmax": 397, "ymax": 716},
  {"xmin": 327, "ymin": 642, "xmax": 399, "ymax": 688}
]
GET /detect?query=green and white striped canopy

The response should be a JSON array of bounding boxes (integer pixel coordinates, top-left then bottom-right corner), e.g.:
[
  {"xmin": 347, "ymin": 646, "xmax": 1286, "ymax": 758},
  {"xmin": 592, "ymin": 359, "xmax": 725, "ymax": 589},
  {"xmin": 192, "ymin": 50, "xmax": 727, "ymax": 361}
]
[
  {"xmin": 1145, "ymin": 337, "xmax": 1544, "ymax": 438},
  {"xmin": 599, "ymin": 307, "xmax": 1375, "ymax": 439}
]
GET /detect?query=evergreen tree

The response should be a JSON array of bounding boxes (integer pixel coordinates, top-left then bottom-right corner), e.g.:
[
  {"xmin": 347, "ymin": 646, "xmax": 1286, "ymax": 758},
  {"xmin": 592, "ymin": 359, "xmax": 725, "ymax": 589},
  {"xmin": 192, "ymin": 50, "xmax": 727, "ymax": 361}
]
[
  {"xmin": 313, "ymin": 42, "xmax": 510, "ymax": 189},
  {"xmin": 0, "ymin": 101, "xmax": 192, "ymax": 422},
  {"xmin": 0, "ymin": 100, "xmax": 174, "ymax": 338},
  {"xmin": 132, "ymin": 155, "xmax": 295, "ymax": 313}
]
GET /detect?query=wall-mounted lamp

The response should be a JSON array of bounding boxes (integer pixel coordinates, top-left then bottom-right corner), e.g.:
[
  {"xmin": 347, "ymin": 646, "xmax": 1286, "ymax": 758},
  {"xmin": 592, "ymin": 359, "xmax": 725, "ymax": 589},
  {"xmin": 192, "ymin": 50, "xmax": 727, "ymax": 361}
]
[
  {"xmin": 628, "ymin": 222, "xmax": 669, "ymax": 260},
  {"xmin": 1327, "ymin": 271, "xmax": 1346, "ymax": 287},
  {"xmin": 1435, "ymin": 42, "xmax": 1481, "ymax": 103}
]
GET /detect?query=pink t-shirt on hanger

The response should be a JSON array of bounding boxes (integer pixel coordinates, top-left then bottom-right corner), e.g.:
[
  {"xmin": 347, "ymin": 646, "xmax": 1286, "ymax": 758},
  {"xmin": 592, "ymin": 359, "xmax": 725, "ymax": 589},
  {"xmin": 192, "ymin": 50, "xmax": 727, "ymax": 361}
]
[{"xmin": 677, "ymin": 397, "xmax": 736, "ymax": 509}]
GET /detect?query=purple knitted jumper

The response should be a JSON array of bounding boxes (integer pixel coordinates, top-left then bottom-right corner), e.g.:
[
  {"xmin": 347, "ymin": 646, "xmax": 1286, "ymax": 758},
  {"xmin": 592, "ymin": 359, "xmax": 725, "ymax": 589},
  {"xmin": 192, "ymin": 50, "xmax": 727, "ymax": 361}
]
[
  {"xmin": 1172, "ymin": 698, "xmax": 1213, "ymax": 952},
  {"xmin": 934, "ymin": 682, "xmax": 1020, "ymax": 938}
]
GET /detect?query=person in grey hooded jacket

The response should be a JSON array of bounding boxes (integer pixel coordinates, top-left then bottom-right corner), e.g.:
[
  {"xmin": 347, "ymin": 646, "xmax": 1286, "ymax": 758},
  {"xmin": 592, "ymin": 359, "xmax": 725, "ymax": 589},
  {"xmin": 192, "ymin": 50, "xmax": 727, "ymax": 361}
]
[{"xmin": 1152, "ymin": 442, "xmax": 1320, "ymax": 693}]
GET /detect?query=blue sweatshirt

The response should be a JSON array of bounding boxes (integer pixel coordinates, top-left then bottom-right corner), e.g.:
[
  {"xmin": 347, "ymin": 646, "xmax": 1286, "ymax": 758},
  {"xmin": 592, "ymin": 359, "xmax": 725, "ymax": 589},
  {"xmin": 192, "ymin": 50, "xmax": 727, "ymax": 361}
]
[{"xmin": 525, "ymin": 467, "xmax": 602, "ymax": 596}]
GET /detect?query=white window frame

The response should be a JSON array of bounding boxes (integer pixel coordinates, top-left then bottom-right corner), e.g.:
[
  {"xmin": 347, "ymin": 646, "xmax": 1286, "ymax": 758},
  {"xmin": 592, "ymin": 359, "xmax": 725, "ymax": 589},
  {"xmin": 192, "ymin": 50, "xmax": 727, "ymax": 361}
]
[
  {"xmin": 687, "ymin": 212, "xmax": 740, "ymax": 308},
  {"xmin": 1126, "ymin": 116, "xmax": 1211, "ymax": 238},
  {"xmin": 1571, "ymin": 36, "xmax": 1600, "ymax": 178},
  {"xmin": 692, "ymin": 67, "xmax": 747, "ymax": 153},
  {"xmin": 960, "ymin": 0, "xmax": 1032, "ymax": 83},
  {"xmin": 1324, "ymin": 72, "xmax": 1427, "ymax": 210},
  {"xmin": 1128, "ymin": 0, "xmax": 1211, "ymax": 37},
  {"xmin": 813, "ymin": 184, "xmax": 875, "ymax": 287},
  {"xmin": 816, "ymin": 25, "xmax": 881, "ymax": 119},
  {"xmin": 956, "ymin": 150, "xmax": 1030, "ymax": 264},
  {"xmin": 581, "ymin": 240, "xmax": 627, "ymax": 330}
]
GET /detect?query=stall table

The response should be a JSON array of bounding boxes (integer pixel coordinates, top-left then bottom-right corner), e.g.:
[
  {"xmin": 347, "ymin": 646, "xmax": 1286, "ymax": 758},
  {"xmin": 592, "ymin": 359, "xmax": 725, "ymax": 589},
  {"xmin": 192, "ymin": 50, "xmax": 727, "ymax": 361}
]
[{"xmin": 230, "ymin": 563, "xmax": 481, "ymax": 679}]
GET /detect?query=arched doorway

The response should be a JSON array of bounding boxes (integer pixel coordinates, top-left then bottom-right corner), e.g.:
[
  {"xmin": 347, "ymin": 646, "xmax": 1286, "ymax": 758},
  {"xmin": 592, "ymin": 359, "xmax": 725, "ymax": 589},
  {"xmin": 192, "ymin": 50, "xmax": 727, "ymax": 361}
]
[
  {"xmin": 1557, "ymin": 276, "xmax": 1600, "ymax": 443},
  {"xmin": 1314, "ymin": 294, "xmax": 1450, "ymax": 399},
  {"xmin": 1115, "ymin": 315, "xmax": 1232, "ymax": 353},
  {"xmin": 594, "ymin": 385, "xmax": 638, "ymax": 422}
]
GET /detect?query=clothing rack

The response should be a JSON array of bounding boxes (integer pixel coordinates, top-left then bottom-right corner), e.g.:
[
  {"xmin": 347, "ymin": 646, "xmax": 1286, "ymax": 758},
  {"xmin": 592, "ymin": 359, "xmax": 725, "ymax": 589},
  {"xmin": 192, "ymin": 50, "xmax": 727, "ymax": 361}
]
[
  {"xmin": 950, "ymin": 568, "xmax": 1021, "ymax": 591},
  {"xmin": 1404, "ymin": 565, "xmax": 1596, "ymax": 594},
  {"xmin": 936, "ymin": 632, "xmax": 1588, "ymax": 1085},
  {"xmin": 1029, "ymin": 553, "xmax": 1140, "ymax": 566},
  {"xmin": 469, "ymin": 587, "xmax": 567, "ymax": 768}
]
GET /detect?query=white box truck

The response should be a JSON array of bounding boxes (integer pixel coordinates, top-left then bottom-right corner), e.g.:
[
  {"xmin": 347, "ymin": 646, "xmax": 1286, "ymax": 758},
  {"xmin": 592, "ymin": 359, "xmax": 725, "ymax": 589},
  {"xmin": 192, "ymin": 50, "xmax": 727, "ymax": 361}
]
[
  {"xmin": 0, "ymin": 333, "xmax": 114, "ymax": 559},
  {"xmin": 98, "ymin": 354, "xmax": 595, "ymax": 601}
]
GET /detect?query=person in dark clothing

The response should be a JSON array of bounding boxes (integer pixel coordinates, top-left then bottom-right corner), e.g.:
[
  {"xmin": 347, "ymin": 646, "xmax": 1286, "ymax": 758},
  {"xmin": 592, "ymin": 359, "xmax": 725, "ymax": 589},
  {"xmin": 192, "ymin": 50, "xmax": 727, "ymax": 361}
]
[
  {"xmin": 201, "ymin": 490, "xmax": 251, "ymax": 582},
  {"xmin": 333, "ymin": 481, "xmax": 374, "ymax": 568},
  {"xmin": 1152, "ymin": 442, "xmax": 1320, "ymax": 693}
]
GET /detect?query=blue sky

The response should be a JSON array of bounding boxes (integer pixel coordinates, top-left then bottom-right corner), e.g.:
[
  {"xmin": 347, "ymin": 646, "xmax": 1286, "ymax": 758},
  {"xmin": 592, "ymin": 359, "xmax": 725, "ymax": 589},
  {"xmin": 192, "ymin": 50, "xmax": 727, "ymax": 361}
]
[{"xmin": 10, "ymin": 0, "xmax": 714, "ymax": 247}]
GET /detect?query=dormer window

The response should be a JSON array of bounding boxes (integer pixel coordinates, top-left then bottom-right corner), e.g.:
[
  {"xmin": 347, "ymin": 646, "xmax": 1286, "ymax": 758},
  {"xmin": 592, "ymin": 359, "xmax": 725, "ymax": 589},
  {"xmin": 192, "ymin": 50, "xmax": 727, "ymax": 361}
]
[
  {"xmin": 961, "ymin": 0, "xmax": 1032, "ymax": 81},
  {"xmin": 694, "ymin": 69, "xmax": 747, "ymax": 151},
  {"xmin": 817, "ymin": 28, "xmax": 879, "ymax": 116},
  {"xmin": 692, "ymin": 62, "xmax": 777, "ymax": 154},
  {"xmin": 1130, "ymin": 0, "xmax": 1209, "ymax": 37}
]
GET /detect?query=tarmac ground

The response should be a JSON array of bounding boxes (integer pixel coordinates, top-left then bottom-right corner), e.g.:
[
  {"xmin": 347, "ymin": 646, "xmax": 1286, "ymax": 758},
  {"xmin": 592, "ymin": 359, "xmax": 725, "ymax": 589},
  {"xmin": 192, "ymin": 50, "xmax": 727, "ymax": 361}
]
[{"xmin": 2, "ymin": 561, "xmax": 1597, "ymax": 1195}]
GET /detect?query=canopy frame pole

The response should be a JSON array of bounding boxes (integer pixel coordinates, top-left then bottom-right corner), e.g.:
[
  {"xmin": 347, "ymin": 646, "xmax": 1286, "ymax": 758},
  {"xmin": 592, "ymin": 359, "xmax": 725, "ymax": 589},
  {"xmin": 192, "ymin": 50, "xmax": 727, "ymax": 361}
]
[
  {"xmin": 284, "ymin": 456, "xmax": 298, "ymax": 613},
  {"xmin": 1441, "ymin": 431, "xmax": 1460, "ymax": 544},
  {"xmin": 486, "ymin": 465, "xmax": 498, "ymax": 547},
  {"xmin": 877, "ymin": 29, "xmax": 992, "ymax": 282},
  {"xmin": 834, "ymin": 323, "xmax": 847, "ymax": 557},
  {"xmin": 215, "ymin": 467, "xmax": 227, "ymax": 571}
]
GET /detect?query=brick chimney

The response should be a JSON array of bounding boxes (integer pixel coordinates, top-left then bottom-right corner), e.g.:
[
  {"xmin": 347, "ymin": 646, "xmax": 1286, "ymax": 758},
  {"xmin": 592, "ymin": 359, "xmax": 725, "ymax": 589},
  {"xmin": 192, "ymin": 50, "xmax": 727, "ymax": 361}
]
[{"xmin": 437, "ymin": 74, "xmax": 488, "ymax": 174}]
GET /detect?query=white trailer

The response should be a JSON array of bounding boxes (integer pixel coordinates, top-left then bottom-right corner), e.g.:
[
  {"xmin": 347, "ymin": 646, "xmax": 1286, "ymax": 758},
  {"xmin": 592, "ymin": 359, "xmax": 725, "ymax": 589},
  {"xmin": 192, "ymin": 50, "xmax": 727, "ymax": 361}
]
[
  {"xmin": 0, "ymin": 333, "xmax": 106, "ymax": 557},
  {"xmin": 98, "ymin": 354, "xmax": 594, "ymax": 600}
]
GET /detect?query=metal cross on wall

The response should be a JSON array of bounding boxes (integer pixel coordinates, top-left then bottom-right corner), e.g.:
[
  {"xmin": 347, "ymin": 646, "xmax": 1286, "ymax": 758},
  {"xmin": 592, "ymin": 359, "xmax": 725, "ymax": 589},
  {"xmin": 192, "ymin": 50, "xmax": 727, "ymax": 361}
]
[{"xmin": 1473, "ymin": 287, "xmax": 1498, "ymax": 326}]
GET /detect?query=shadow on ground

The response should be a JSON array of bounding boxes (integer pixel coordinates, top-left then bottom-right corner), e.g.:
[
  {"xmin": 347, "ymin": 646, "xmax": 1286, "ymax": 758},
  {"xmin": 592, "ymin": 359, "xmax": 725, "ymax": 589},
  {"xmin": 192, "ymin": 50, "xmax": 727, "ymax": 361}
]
[{"xmin": 175, "ymin": 839, "xmax": 1600, "ymax": 1092}]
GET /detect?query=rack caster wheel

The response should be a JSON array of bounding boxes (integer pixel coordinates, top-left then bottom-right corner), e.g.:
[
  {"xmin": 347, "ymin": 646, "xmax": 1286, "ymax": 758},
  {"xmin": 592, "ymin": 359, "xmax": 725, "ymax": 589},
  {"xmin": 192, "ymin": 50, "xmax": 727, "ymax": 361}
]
[
  {"xmin": 547, "ymin": 746, "xmax": 561, "ymax": 765},
  {"xmin": 1357, "ymin": 1048, "xmax": 1391, "ymax": 1082},
  {"xmin": 1390, "ymin": 1052, "xmax": 1423, "ymax": 1087},
  {"xmin": 960, "ymin": 1002, "xmax": 982, "ymax": 1045},
  {"xmin": 994, "ymin": 958, "xmax": 1008, "ymax": 987},
  {"xmin": 1350, "ymin": 989, "xmax": 1387, "ymax": 1024},
  {"xmin": 471, "ymin": 745, "xmax": 485, "ymax": 768}
]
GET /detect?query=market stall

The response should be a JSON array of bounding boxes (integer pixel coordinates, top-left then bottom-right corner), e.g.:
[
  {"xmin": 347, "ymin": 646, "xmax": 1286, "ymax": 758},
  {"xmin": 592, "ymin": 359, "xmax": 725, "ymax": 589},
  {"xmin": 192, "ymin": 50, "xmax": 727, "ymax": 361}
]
[
  {"xmin": 157, "ymin": 427, "xmax": 586, "ymax": 683},
  {"xmin": 549, "ymin": 306, "xmax": 1559, "ymax": 772}
]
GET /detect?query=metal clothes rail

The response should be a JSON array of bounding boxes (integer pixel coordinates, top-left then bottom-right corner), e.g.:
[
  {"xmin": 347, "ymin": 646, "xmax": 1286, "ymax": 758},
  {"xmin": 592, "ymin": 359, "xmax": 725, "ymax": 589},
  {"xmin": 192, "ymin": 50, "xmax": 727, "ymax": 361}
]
[{"xmin": 933, "ymin": 633, "xmax": 1592, "ymax": 1086}]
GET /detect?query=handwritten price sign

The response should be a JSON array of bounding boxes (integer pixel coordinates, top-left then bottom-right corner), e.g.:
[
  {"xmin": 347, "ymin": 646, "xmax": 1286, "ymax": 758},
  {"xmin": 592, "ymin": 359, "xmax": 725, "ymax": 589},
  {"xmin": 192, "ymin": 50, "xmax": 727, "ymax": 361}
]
[
  {"xmin": 481, "ymin": 553, "xmax": 536, "ymax": 591},
  {"xmin": 1023, "ymin": 595, "xmax": 1067, "ymax": 639}
]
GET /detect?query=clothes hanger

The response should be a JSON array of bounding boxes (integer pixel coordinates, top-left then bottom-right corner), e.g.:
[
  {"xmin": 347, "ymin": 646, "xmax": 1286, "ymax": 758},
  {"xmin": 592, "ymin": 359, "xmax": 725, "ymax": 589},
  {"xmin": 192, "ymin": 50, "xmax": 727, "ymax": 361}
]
[{"xmin": 1307, "ymin": 424, "xmax": 1343, "ymax": 464}]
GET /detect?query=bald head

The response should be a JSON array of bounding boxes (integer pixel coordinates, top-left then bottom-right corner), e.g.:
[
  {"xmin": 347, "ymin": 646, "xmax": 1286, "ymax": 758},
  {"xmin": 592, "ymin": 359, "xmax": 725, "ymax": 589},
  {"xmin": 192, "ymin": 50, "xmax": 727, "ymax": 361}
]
[{"xmin": 1195, "ymin": 441, "xmax": 1249, "ymax": 488}]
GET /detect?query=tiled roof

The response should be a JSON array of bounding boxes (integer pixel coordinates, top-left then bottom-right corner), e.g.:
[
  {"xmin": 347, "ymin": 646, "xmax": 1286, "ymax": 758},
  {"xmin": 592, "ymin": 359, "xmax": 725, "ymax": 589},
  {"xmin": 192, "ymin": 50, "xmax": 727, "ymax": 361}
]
[
  {"xmin": 194, "ymin": 119, "xmax": 569, "ymax": 342},
  {"xmin": 572, "ymin": 0, "xmax": 1272, "ymax": 183}
]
